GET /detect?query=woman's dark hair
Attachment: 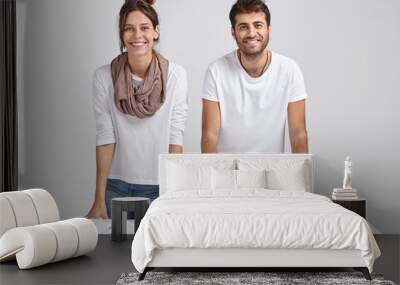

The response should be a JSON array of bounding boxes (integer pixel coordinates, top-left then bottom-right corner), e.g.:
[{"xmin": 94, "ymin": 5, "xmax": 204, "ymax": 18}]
[
  {"xmin": 119, "ymin": 0, "xmax": 159, "ymax": 53},
  {"xmin": 229, "ymin": 0, "xmax": 271, "ymax": 28}
]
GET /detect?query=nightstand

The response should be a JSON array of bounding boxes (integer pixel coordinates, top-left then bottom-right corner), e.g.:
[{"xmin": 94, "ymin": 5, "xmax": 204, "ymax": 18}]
[
  {"xmin": 332, "ymin": 198, "xmax": 366, "ymax": 218},
  {"xmin": 111, "ymin": 197, "xmax": 150, "ymax": 242}
]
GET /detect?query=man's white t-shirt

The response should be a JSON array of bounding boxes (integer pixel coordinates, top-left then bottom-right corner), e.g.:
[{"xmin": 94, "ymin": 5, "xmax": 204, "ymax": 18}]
[
  {"xmin": 202, "ymin": 50, "xmax": 307, "ymax": 153},
  {"xmin": 92, "ymin": 62, "xmax": 188, "ymax": 185}
]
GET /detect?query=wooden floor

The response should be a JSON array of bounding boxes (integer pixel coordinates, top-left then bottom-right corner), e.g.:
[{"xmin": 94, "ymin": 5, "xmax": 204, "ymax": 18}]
[{"xmin": 0, "ymin": 235, "xmax": 398, "ymax": 285}]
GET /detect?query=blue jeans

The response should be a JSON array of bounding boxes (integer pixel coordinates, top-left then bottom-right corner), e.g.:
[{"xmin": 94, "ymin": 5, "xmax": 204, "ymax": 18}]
[{"xmin": 105, "ymin": 179, "xmax": 159, "ymax": 218}]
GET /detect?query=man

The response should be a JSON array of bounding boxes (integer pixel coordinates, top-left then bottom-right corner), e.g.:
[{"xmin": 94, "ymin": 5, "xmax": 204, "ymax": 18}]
[{"xmin": 201, "ymin": 0, "xmax": 308, "ymax": 153}]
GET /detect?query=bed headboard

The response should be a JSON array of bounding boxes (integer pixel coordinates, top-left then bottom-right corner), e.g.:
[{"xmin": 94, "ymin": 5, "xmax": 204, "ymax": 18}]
[{"xmin": 158, "ymin": 153, "xmax": 314, "ymax": 195}]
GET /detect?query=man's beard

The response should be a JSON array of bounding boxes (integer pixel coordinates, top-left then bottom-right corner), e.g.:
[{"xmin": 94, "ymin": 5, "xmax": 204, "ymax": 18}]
[{"xmin": 237, "ymin": 33, "xmax": 269, "ymax": 59}]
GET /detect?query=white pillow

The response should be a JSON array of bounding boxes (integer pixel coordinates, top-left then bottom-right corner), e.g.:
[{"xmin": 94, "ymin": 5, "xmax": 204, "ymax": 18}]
[
  {"xmin": 237, "ymin": 169, "xmax": 268, "ymax": 189},
  {"xmin": 167, "ymin": 162, "xmax": 212, "ymax": 191},
  {"xmin": 266, "ymin": 163, "xmax": 307, "ymax": 191},
  {"xmin": 238, "ymin": 159, "xmax": 309, "ymax": 191},
  {"xmin": 211, "ymin": 168, "xmax": 236, "ymax": 190}
]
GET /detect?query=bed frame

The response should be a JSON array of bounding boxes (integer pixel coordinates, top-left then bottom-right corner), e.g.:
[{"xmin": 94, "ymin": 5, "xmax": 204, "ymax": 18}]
[{"xmin": 138, "ymin": 154, "xmax": 371, "ymax": 280}]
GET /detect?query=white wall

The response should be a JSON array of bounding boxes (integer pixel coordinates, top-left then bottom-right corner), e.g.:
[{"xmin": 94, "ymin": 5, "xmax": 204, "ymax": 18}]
[
  {"xmin": 17, "ymin": 0, "xmax": 123, "ymax": 218},
  {"xmin": 17, "ymin": 0, "xmax": 400, "ymax": 233}
]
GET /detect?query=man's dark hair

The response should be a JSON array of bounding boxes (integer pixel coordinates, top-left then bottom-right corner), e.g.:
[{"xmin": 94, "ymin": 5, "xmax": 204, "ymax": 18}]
[{"xmin": 229, "ymin": 0, "xmax": 271, "ymax": 28}]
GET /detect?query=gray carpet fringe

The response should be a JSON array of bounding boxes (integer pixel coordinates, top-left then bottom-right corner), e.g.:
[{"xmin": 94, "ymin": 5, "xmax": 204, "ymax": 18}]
[{"xmin": 116, "ymin": 271, "xmax": 396, "ymax": 285}]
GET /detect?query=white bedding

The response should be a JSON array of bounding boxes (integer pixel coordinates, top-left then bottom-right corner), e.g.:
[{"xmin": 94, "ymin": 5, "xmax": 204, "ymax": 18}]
[{"xmin": 131, "ymin": 190, "xmax": 380, "ymax": 273}]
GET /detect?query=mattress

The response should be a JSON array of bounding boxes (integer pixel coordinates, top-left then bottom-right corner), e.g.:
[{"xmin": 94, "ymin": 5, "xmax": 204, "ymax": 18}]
[{"xmin": 131, "ymin": 189, "xmax": 380, "ymax": 273}]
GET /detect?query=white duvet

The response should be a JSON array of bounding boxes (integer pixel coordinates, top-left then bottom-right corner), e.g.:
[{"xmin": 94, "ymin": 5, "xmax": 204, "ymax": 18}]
[{"xmin": 131, "ymin": 190, "xmax": 380, "ymax": 273}]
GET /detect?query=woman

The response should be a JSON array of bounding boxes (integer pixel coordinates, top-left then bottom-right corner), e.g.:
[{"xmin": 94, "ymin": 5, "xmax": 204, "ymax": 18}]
[{"xmin": 87, "ymin": 0, "xmax": 188, "ymax": 219}]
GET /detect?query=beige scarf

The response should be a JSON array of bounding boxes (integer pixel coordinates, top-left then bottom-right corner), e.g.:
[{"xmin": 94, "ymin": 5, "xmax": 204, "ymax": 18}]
[{"xmin": 111, "ymin": 51, "xmax": 169, "ymax": 118}]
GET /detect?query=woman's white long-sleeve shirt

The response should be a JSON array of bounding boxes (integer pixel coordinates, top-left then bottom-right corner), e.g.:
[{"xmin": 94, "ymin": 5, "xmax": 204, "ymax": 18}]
[{"xmin": 92, "ymin": 62, "xmax": 188, "ymax": 185}]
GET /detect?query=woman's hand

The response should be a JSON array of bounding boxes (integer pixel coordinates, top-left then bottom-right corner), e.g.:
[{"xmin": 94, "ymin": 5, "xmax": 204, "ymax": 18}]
[
  {"xmin": 86, "ymin": 200, "xmax": 109, "ymax": 219},
  {"xmin": 87, "ymin": 144, "xmax": 115, "ymax": 219}
]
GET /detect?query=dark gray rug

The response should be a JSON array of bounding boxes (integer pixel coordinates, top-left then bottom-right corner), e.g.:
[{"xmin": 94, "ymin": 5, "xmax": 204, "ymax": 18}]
[{"xmin": 116, "ymin": 271, "xmax": 396, "ymax": 285}]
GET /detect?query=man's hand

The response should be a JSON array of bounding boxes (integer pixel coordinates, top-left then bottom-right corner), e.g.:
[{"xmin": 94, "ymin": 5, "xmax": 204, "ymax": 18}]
[
  {"xmin": 288, "ymin": 99, "xmax": 308, "ymax": 153},
  {"xmin": 201, "ymin": 99, "xmax": 221, "ymax": 153}
]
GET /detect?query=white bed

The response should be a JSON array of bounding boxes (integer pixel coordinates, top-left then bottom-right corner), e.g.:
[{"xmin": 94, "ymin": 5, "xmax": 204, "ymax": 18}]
[{"xmin": 131, "ymin": 154, "xmax": 380, "ymax": 280}]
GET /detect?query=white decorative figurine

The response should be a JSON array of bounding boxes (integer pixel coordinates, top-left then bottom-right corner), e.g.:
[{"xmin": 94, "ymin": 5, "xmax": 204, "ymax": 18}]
[{"xmin": 342, "ymin": 156, "xmax": 352, "ymax": 190}]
